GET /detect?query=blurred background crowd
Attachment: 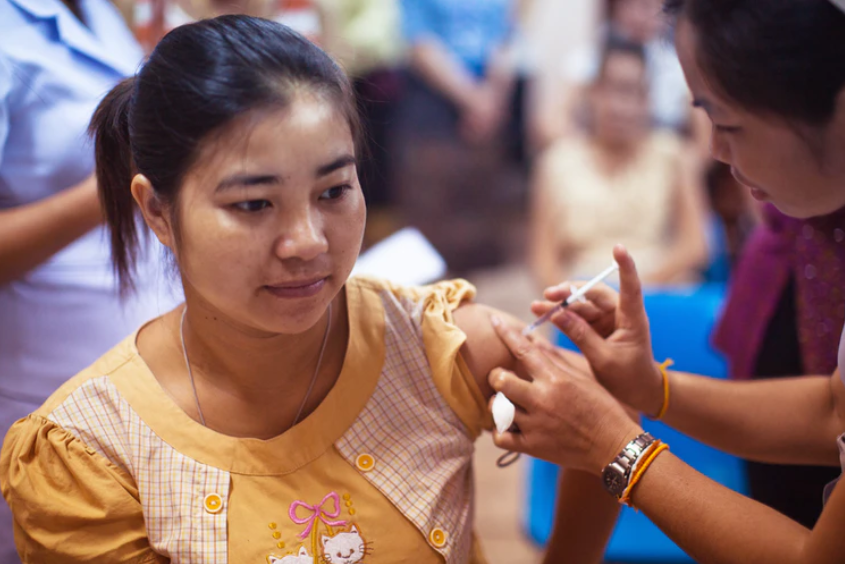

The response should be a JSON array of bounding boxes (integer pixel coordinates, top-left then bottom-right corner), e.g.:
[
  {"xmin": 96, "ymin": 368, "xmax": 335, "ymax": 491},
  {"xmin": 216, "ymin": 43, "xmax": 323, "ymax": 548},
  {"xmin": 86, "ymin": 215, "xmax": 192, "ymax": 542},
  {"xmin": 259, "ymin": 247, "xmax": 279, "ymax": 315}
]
[
  {"xmin": 117, "ymin": 0, "xmax": 759, "ymax": 283},
  {"xmin": 3, "ymin": 0, "xmax": 845, "ymax": 562}
]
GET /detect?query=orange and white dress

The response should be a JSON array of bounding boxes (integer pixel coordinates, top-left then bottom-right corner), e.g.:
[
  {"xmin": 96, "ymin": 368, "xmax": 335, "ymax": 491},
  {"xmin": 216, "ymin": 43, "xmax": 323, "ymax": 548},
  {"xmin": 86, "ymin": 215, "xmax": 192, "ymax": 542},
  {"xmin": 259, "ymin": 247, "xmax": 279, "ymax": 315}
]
[{"xmin": 0, "ymin": 277, "xmax": 491, "ymax": 564}]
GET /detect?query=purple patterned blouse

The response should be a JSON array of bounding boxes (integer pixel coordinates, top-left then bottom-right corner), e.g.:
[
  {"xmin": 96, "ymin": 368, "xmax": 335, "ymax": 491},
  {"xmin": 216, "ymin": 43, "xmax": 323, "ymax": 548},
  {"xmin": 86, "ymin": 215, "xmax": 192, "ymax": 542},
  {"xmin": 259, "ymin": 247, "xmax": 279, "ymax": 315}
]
[
  {"xmin": 713, "ymin": 204, "xmax": 845, "ymax": 504},
  {"xmin": 713, "ymin": 204, "xmax": 845, "ymax": 380}
]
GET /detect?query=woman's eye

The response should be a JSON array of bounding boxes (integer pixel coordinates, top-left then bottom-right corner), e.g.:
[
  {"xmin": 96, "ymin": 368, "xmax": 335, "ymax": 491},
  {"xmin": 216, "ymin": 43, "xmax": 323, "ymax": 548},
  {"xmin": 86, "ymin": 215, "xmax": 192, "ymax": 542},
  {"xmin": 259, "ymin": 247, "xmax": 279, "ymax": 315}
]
[
  {"xmin": 232, "ymin": 200, "xmax": 271, "ymax": 212},
  {"xmin": 320, "ymin": 185, "xmax": 350, "ymax": 200}
]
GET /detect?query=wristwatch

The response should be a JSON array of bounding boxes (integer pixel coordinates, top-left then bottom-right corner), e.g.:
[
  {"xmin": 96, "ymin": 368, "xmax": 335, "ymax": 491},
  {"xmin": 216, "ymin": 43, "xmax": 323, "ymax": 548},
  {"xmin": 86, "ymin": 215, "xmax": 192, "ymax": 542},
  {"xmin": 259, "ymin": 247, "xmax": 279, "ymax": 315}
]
[{"xmin": 601, "ymin": 432, "xmax": 656, "ymax": 498}]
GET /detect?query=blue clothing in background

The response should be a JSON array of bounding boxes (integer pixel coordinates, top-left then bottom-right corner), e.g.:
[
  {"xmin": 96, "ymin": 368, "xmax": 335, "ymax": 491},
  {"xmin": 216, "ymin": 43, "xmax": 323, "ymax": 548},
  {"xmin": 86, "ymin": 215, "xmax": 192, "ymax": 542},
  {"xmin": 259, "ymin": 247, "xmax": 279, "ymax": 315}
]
[{"xmin": 400, "ymin": 0, "xmax": 513, "ymax": 77}]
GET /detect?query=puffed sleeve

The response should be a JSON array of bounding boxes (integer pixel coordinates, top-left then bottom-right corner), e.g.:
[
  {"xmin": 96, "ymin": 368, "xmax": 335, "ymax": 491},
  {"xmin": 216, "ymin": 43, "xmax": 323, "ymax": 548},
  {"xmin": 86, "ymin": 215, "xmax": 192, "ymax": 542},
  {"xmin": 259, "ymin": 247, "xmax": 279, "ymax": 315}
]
[
  {"xmin": 416, "ymin": 279, "xmax": 494, "ymax": 439},
  {"xmin": 0, "ymin": 415, "xmax": 167, "ymax": 564}
]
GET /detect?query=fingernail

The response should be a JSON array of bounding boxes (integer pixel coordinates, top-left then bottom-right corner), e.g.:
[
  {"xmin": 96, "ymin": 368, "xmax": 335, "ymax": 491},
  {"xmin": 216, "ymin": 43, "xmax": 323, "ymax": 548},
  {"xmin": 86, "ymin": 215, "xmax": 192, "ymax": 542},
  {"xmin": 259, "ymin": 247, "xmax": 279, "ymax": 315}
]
[{"xmin": 491, "ymin": 315, "xmax": 502, "ymax": 327}]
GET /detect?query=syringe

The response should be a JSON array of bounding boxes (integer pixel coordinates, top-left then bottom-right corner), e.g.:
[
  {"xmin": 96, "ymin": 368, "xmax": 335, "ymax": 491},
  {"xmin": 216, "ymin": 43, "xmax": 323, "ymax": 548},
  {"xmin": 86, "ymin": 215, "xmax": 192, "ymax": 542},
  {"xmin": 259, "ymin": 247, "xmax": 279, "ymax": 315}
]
[{"xmin": 521, "ymin": 262, "xmax": 619, "ymax": 336}]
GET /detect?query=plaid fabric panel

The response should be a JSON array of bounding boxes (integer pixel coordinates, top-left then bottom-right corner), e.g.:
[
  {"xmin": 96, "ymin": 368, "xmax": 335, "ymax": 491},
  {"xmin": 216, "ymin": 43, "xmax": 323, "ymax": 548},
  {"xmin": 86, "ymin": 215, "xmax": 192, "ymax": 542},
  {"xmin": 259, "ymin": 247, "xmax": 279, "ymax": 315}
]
[
  {"xmin": 335, "ymin": 289, "xmax": 476, "ymax": 563},
  {"xmin": 49, "ymin": 376, "xmax": 230, "ymax": 563}
]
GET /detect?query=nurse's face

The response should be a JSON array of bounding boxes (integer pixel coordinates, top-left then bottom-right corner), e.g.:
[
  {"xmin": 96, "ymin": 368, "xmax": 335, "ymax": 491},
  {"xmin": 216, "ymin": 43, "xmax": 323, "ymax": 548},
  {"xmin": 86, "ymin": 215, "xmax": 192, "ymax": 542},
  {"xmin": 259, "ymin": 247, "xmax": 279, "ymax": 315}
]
[
  {"xmin": 676, "ymin": 18, "xmax": 845, "ymax": 219},
  {"xmin": 144, "ymin": 92, "xmax": 366, "ymax": 335}
]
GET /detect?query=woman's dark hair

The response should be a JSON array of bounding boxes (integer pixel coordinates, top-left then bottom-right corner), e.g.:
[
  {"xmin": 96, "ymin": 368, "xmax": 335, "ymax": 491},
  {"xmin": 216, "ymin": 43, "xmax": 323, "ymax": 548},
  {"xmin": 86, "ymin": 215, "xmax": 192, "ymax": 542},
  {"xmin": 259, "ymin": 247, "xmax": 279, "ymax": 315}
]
[
  {"xmin": 597, "ymin": 35, "xmax": 647, "ymax": 81},
  {"xmin": 90, "ymin": 16, "xmax": 361, "ymax": 293},
  {"xmin": 663, "ymin": 0, "xmax": 845, "ymax": 125}
]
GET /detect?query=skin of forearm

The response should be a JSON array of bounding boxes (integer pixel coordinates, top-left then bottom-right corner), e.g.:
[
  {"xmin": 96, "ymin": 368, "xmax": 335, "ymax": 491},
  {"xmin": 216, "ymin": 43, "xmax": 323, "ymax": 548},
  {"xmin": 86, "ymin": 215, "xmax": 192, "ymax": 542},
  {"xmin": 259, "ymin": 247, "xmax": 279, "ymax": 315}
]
[
  {"xmin": 483, "ymin": 46, "xmax": 516, "ymax": 97},
  {"xmin": 409, "ymin": 40, "xmax": 480, "ymax": 110},
  {"xmin": 0, "ymin": 177, "xmax": 102, "ymax": 285},
  {"xmin": 633, "ymin": 452, "xmax": 844, "ymax": 564},
  {"xmin": 543, "ymin": 469, "xmax": 620, "ymax": 564},
  {"xmin": 662, "ymin": 371, "xmax": 841, "ymax": 466}
]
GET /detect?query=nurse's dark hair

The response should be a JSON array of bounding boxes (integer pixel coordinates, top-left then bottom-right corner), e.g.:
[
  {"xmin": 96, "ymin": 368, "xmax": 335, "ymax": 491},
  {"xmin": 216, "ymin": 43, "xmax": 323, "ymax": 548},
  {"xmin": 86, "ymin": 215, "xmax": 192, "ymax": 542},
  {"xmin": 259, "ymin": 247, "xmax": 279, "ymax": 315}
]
[
  {"xmin": 663, "ymin": 0, "xmax": 845, "ymax": 125},
  {"xmin": 89, "ymin": 15, "xmax": 360, "ymax": 293}
]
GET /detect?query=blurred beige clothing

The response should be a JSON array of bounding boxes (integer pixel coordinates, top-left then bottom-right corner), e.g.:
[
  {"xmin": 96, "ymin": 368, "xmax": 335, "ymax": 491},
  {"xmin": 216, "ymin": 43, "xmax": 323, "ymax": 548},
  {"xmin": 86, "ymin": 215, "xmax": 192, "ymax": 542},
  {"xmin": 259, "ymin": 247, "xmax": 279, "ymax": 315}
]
[{"xmin": 540, "ymin": 131, "xmax": 684, "ymax": 281}]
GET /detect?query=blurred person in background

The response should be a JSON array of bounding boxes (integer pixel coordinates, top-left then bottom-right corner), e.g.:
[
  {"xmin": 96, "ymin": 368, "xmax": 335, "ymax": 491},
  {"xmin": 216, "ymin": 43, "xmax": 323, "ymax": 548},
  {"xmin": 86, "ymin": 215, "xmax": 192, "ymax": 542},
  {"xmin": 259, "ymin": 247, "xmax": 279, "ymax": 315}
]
[
  {"xmin": 0, "ymin": 0, "xmax": 179, "ymax": 560},
  {"xmin": 529, "ymin": 38, "xmax": 708, "ymax": 290},
  {"xmin": 318, "ymin": 0, "xmax": 404, "ymax": 242},
  {"xmin": 392, "ymin": 0, "xmax": 528, "ymax": 272},
  {"xmin": 134, "ymin": 0, "xmax": 321, "ymax": 52},
  {"xmin": 531, "ymin": 0, "xmax": 690, "ymax": 152},
  {"xmin": 714, "ymin": 201, "xmax": 845, "ymax": 529}
]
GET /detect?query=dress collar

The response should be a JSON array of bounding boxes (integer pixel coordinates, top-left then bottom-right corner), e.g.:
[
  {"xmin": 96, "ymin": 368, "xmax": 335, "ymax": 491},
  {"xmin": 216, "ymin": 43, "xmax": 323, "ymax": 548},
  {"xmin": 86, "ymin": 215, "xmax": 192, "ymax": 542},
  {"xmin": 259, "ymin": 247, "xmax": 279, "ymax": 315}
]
[
  {"xmin": 8, "ymin": 0, "xmax": 140, "ymax": 76},
  {"xmin": 110, "ymin": 278, "xmax": 386, "ymax": 476}
]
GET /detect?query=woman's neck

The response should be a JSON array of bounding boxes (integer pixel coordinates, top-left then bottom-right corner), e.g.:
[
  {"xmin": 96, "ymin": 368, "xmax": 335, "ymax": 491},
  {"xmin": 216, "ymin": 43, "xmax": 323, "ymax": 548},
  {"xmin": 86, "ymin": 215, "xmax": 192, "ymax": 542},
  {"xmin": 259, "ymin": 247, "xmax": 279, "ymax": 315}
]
[
  {"xmin": 590, "ymin": 135, "xmax": 641, "ymax": 173},
  {"xmin": 182, "ymin": 300, "xmax": 335, "ymax": 397},
  {"xmin": 141, "ymin": 290, "xmax": 349, "ymax": 438}
]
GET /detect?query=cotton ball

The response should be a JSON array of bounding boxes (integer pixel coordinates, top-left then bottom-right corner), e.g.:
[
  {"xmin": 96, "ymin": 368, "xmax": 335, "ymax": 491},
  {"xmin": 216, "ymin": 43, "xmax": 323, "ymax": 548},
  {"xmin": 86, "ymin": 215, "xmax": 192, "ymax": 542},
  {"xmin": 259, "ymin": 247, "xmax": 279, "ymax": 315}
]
[{"xmin": 492, "ymin": 392, "xmax": 516, "ymax": 434}]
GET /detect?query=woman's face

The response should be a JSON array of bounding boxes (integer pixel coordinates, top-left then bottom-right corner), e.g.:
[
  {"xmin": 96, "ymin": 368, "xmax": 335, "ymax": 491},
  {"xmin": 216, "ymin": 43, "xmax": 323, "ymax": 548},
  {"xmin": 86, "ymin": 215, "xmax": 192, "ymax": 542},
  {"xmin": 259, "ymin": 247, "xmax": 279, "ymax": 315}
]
[
  {"xmin": 676, "ymin": 18, "xmax": 845, "ymax": 219},
  {"xmin": 592, "ymin": 51, "xmax": 650, "ymax": 146},
  {"xmin": 161, "ymin": 93, "xmax": 365, "ymax": 335}
]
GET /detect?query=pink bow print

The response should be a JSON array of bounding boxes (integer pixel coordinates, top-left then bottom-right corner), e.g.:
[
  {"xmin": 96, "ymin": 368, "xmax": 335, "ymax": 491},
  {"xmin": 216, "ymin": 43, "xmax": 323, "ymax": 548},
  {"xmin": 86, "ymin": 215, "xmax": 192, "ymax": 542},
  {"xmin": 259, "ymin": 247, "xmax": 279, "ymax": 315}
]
[{"xmin": 289, "ymin": 492, "xmax": 348, "ymax": 540}]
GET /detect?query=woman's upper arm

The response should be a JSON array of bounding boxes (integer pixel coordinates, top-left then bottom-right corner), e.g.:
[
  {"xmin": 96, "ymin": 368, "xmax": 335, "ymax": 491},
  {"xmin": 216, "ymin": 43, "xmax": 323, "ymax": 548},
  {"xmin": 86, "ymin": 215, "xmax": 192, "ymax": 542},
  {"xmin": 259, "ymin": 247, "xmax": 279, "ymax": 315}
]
[{"xmin": 453, "ymin": 303, "xmax": 521, "ymax": 400}]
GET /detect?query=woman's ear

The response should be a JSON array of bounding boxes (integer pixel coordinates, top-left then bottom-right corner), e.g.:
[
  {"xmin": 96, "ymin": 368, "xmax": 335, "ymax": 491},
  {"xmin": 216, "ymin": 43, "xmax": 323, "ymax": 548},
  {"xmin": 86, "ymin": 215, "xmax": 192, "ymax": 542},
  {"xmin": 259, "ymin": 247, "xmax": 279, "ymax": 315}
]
[{"xmin": 131, "ymin": 174, "xmax": 175, "ymax": 250}]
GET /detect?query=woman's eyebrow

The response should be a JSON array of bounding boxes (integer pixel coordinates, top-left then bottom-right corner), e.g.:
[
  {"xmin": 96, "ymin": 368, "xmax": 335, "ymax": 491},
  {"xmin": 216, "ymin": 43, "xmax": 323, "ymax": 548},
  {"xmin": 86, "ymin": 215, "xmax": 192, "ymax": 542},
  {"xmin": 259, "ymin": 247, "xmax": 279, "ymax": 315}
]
[
  {"xmin": 214, "ymin": 155, "xmax": 357, "ymax": 192},
  {"xmin": 692, "ymin": 97, "xmax": 720, "ymax": 116},
  {"xmin": 316, "ymin": 155, "xmax": 357, "ymax": 178},
  {"xmin": 215, "ymin": 174, "xmax": 281, "ymax": 193}
]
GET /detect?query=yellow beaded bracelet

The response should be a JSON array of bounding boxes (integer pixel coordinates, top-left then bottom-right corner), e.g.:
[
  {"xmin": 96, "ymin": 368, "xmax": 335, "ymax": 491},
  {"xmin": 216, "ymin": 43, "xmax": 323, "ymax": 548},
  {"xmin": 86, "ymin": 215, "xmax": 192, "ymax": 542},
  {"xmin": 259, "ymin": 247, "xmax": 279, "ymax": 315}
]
[{"xmin": 651, "ymin": 359, "xmax": 674, "ymax": 421}]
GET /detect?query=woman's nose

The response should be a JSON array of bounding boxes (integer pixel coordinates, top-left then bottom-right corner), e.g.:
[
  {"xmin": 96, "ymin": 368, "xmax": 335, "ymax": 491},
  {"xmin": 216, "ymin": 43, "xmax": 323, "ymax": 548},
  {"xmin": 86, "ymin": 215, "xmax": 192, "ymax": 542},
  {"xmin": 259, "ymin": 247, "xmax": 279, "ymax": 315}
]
[
  {"xmin": 709, "ymin": 127, "xmax": 732, "ymax": 164},
  {"xmin": 274, "ymin": 210, "xmax": 328, "ymax": 262}
]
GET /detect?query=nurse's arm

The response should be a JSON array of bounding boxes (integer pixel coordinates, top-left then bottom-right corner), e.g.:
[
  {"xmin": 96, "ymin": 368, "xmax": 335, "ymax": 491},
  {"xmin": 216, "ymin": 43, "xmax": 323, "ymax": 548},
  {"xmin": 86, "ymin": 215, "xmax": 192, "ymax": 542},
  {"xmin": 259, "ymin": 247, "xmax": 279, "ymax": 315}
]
[
  {"xmin": 655, "ymin": 368, "xmax": 843, "ymax": 467},
  {"xmin": 0, "ymin": 173, "xmax": 101, "ymax": 285},
  {"xmin": 630, "ymin": 446, "xmax": 845, "ymax": 564}
]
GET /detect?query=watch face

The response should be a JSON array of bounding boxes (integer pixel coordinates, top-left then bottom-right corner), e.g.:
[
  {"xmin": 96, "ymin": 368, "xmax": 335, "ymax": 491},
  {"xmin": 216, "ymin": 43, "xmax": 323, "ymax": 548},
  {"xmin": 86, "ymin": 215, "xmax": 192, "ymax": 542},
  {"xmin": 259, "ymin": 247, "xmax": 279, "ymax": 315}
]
[{"xmin": 602, "ymin": 468, "xmax": 626, "ymax": 496}]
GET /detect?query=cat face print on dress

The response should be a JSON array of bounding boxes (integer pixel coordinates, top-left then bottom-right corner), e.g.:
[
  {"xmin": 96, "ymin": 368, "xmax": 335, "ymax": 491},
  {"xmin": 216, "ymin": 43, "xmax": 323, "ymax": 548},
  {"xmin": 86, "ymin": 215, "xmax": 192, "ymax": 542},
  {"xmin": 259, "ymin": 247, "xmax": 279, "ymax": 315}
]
[
  {"xmin": 268, "ymin": 546, "xmax": 312, "ymax": 564},
  {"xmin": 320, "ymin": 524, "xmax": 372, "ymax": 564}
]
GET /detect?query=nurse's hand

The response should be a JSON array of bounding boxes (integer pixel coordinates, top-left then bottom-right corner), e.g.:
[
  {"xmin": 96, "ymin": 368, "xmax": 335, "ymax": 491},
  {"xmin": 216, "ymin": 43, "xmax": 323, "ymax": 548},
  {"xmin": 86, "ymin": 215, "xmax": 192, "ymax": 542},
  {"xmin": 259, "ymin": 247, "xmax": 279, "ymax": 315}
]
[
  {"xmin": 532, "ymin": 245, "xmax": 665, "ymax": 417},
  {"xmin": 488, "ymin": 317, "xmax": 642, "ymax": 474}
]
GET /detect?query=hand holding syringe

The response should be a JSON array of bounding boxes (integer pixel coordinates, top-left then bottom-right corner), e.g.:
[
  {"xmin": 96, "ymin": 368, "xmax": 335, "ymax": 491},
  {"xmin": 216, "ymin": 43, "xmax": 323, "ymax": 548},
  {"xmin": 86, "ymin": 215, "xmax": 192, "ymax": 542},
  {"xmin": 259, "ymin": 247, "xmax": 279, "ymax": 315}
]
[
  {"xmin": 493, "ymin": 262, "xmax": 620, "ymax": 467},
  {"xmin": 521, "ymin": 262, "xmax": 620, "ymax": 336}
]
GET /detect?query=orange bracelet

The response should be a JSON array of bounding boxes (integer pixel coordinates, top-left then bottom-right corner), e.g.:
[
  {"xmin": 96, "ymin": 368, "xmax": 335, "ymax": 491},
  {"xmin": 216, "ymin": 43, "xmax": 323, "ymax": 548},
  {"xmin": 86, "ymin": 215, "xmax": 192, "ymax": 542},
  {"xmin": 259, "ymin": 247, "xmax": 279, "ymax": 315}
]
[
  {"xmin": 651, "ymin": 359, "xmax": 674, "ymax": 421},
  {"xmin": 619, "ymin": 442, "xmax": 670, "ymax": 508}
]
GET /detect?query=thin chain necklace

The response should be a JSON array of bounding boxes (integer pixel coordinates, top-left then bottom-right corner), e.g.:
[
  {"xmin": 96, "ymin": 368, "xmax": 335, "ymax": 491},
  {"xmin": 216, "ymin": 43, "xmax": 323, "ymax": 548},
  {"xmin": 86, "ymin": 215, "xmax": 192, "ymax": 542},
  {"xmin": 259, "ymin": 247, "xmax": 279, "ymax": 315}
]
[{"xmin": 179, "ymin": 304, "xmax": 333, "ymax": 429}]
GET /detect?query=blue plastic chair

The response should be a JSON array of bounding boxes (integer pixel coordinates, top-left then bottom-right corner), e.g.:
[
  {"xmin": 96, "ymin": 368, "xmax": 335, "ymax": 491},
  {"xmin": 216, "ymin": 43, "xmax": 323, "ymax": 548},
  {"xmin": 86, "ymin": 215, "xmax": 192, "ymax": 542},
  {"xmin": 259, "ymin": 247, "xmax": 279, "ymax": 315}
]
[{"xmin": 524, "ymin": 283, "xmax": 749, "ymax": 562}]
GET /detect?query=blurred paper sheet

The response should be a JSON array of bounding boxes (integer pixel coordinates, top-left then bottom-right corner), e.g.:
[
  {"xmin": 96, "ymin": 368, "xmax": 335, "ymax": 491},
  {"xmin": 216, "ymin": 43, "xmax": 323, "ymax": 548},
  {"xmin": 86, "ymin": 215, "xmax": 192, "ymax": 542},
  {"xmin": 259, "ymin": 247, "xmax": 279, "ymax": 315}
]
[{"xmin": 352, "ymin": 228, "xmax": 446, "ymax": 286}]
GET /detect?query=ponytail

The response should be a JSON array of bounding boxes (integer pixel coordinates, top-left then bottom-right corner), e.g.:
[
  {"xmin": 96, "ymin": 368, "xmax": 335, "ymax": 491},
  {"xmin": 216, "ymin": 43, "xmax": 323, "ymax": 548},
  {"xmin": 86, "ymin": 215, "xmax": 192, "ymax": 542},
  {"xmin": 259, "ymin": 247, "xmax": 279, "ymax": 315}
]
[{"xmin": 89, "ymin": 77, "xmax": 139, "ymax": 294}]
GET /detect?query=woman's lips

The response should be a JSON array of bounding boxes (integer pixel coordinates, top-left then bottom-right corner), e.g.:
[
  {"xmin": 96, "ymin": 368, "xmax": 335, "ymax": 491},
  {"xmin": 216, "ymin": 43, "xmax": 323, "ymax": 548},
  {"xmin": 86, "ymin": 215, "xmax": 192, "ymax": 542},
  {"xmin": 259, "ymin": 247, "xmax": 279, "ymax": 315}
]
[
  {"xmin": 731, "ymin": 167, "xmax": 769, "ymax": 201},
  {"xmin": 748, "ymin": 187, "xmax": 769, "ymax": 202},
  {"xmin": 264, "ymin": 277, "xmax": 327, "ymax": 298}
]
